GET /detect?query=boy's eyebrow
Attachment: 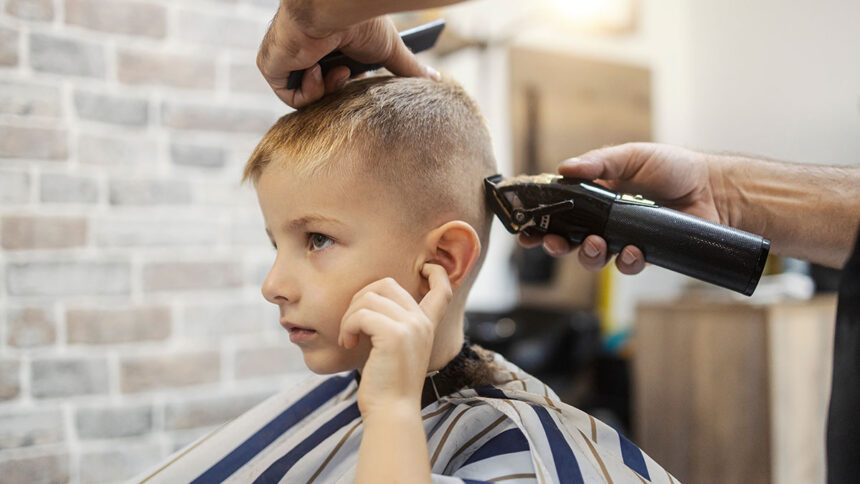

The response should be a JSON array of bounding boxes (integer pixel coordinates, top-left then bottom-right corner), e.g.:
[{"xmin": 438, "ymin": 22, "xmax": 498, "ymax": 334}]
[{"xmin": 266, "ymin": 215, "xmax": 345, "ymax": 237}]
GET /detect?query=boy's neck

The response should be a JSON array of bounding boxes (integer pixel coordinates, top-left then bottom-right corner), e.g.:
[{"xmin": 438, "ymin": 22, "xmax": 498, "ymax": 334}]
[{"xmin": 427, "ymin": 304, "xmax": 467, "ymax": 373}]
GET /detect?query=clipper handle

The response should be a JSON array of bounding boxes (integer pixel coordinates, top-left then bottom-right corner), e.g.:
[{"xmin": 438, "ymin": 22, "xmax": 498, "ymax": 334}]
[{"xmin": 603, "ymin": 202, "xmax": 770, "ymax": 295}]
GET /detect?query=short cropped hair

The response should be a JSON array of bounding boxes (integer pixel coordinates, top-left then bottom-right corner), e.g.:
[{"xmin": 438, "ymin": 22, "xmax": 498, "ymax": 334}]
[{"xmin": 243, "ymin": 76, "xmax": 498, "ymax": 281}]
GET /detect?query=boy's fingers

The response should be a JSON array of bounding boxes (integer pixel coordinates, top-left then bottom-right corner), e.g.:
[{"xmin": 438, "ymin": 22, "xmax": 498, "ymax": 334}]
[
  {"xmin": 340, "ymin": 309, "xmax": 391, "ymax": 349},
  {"xmin": 349, "ymin": 277, "xmax": 416, "ymax": 314},
  {"xmin": 419, "ymin": 263, "xmax": 452, "ymax": 325},
  {"xmin": 342, "ymin": 291, "xmax": 410, "ymax": 327}
]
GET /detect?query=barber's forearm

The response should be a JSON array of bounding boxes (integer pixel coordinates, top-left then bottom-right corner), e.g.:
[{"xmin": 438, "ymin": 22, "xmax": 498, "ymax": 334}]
[
  {"xmin": 284, "ymin": 0, "xmax": 463, "ymax": 35},
  {"xmin": 714, "ymin": 155, "xmax": 860, "ymax": 268}
]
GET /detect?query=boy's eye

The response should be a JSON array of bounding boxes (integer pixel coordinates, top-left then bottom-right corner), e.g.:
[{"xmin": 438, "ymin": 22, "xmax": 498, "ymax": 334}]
[{"xmin": 308, "ymin": 233, "xmax": 333, "ymax": 251}]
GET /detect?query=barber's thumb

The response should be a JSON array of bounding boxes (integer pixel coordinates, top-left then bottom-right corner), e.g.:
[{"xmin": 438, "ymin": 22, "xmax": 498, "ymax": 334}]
[
  {"xmin": 385, "ymin": 41, "xmax": 440, "ymax": 81},
  {"xmin": 557, "ymin": 155, "xmax": 604, "ymax": 180}
]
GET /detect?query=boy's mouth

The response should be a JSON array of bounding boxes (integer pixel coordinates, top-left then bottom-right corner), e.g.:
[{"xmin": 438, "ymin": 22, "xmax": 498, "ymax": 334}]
[{"xmin": 280, "ymin": 321, "xmax": 317, "ymax": 343}]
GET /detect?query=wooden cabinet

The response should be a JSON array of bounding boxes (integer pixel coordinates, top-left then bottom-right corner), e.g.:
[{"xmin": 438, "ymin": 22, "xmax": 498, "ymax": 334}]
[
  {"xmin": 633, "ymin": 296, "xmax": 837, "ymax": 484},
  {"xmin": 508, "ymin": 47, "xmax": 652, "ymax": 310}
]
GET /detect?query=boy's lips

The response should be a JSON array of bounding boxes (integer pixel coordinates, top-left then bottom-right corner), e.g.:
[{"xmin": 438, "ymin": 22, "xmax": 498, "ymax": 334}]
[{"xmin": 280, "ymin": 320, "xmax": 317, "ymax": 343}]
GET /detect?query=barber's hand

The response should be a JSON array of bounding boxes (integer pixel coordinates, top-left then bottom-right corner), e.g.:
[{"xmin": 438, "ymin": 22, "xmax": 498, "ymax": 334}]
[
  {"xmin": 339, "ymin": 264, "xmax": 452, "ymax": 416},
  {"xmin": 519, "ymin": 142, "xmax": 727, "ymax": 274},
  {"xmin": 258, "ymin": 5, "xmax": 439, "ymax": 108}
]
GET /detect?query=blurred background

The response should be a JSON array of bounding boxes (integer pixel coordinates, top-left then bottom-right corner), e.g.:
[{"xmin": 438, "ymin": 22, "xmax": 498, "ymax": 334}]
[{"xmin": 0, "ymin": 0, "xmax": 858, "ymax": 482}]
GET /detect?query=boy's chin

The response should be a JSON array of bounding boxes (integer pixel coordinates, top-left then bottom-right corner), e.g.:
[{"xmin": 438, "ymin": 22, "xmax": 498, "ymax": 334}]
[{"xmin": 301, "ymin": 347, "xmax": 363, "ymax": 375}]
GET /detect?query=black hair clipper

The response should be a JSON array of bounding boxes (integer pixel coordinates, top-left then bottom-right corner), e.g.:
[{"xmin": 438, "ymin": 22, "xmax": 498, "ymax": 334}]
[{"xmin": 485, "ymin": 174, "xmax": 771, "ymax": 296}]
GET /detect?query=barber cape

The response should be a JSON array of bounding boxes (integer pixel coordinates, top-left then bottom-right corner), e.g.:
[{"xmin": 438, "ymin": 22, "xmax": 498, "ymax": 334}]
[{"xmin": 138, "ymin": 350, "xmax": 679, "ymax": 483}]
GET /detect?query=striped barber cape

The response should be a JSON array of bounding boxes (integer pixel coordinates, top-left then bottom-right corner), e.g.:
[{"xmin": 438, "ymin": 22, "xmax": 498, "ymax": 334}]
[{"xmin": 137, "ymin": 351, "xmax": 679, "ymax": 483}]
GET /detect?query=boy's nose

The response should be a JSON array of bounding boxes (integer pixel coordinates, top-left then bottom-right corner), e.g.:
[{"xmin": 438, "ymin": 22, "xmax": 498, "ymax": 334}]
[{"xmin": 261, "ymin": 261, "xmax": 300, "ymax": 305}]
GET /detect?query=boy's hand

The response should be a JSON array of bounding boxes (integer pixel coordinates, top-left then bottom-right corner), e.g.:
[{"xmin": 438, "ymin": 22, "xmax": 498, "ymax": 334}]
[{"xmin": 339, "ymin": 264, "xmax": 452, "ymax": 416}]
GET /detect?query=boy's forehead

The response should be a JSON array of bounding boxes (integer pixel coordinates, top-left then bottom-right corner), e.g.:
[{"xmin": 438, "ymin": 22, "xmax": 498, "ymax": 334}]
[{"xmin": 257, "ymin": 161, "xmax": 401, "ymax": 228}]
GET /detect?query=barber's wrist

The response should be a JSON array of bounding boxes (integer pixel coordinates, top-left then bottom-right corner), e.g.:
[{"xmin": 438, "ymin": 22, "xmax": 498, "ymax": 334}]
[
  {"xmin": 281, "ymin": 0, "xmax": 343, "ymax": 38},
  {"xmin": 708, "ymin": 153, "xmax": 748, "ymax": 232}
]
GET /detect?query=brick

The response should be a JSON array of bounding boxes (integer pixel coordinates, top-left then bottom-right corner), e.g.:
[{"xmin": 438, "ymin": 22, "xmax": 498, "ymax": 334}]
[
  {"xmin": 117, "ymin": 49, "xmax": 216, "ymax": 90},
  {"xmin": 40, "ymin": 172, "xmax": 99, "ymax": 204},
  {"xmin": 7, "ymin": 306, "xmax": 56, "ymax": 348},
  {"xmin": 0, "ymin": 360, "xmax": 20, "ymax": 400},
  {"xmin": 29, "ymin": 33, "xmax": 105, "ymax": 77},
  {"xmin": 74, "ymin": 89, "xmax": 148, "ymax": 126},
  {"xmin": 181, "ymin": 301, "xmax": 277, "ymax": 339},
  {"xmin": 1, "ymin": 215, "xmax": 87, "ymax": 250},
  {"xmin": 0, "ymin": 453, "xmax": 70, "ymax": 484},
  {"xmin": 170, "ymin": 142, "xmax": 227, "ymax": 168},
  {"xmin": 0, "ymin": 169, "xmax": 30, "ymax": 203},
  {"xmin": 162, "ymin": 102, "xmax": 278, "ymax": 133},
  {"xmin": 0, "ymin": 26, "xmax": 18, "ymax": 66},
  {"xmin": 0, "ymin": 408, "xmax": 64, "ymax": 449},
  {"xmin": 66, "ymin": 0, "xmax": 166, "ymax": 38},
  {"xmin": 0, "ymin": 80, "xmax": 62, "ymax": 117},
  {"xmin": 31, "ymin": 357, "xmax": 109, "ymax": 398},
  {"xmin": 120, "ymin": 351, "xmax": 220, "ymax": 393},
  {"xmin": 143, "ymin": 261, "xmax": 243, "ymax": 292},
  {"xmin": 5, "ymin": 0, "xmax": 54, "ymax": 21},
  {"xmin": 75, "ymin": 404, "xmax": 153, "ymax": 439},
  {"xmin": 0, "ymin": 125, "xmax": 68, "ymax": 160},
  {"xmin": 67, "ymin": 305, "xmax": 171, "ymax": 344},
  {"xmin": 6, "ymin": 260, "xmax": 131, "ymax": 296},
  {"xmin": 93, "ymin": 215, "xmax": 220, "ymax": 247},
  {"xmin": 78, "ymin": 133, "xmax": 157, "ymax": 167},
  {"xmin": 195, "ymin": 179, "xmax": 260, "ymax": 206},
  {"xmin": 228, "ymin": 61, "xmax": 271, "ymax": 94},
  {"xmin": 109, "ymin": 179, "xmax": 191, "ymax": 205},
  {"xmin": 79, "ymin": 443, "xmax": 162, "ymax": 484},
  {"xmin": 228, "ymin": 215, "xmax": 268, "ymax": 246},
  {"xmin": 235, "ymin": 344, "xmax": 305, "ymax": 378},
  {"xmin": 177, "ymin": 10, "xmax": 265, "ymax": 49},
  {"xmin": 245, "ymin": 256, "xmax": 272, "ymax": 287},
  {"xmin": 165, "ymin": 391, "xmax": 270, "ymax": 430}
]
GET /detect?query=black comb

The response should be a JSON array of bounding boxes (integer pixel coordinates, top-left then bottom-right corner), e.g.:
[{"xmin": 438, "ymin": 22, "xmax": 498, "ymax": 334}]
[{"xmin": 286, "ymin": 19, "xmax": 446, "ymax": 90}]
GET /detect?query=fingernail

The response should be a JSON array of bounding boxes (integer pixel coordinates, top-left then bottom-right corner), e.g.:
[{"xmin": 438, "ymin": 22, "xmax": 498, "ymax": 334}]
[
  {"xmin": 621, "ymin": 250, "xmax": 637, "ymax": 265},
  {"xmin": 559, "ymin": 157, "xmax": 581, "ymax": 167},
  {"xmin": 312, "ymin": 65, "xmax": 322, "ymax": 81},
  {"xmin": 336, "ymin": 74, "xmax": 349, "ymax": 89},
  {"xmin": 426, "ymin": 65, "xmax": 441, "ymax": 81},
  {"xmin": 543, "ymin": 240, "xmax": 560, "ymax": 257},
  {"xmin": 583, "ymin": 240, "xmax": 599, "ymax": 258}
]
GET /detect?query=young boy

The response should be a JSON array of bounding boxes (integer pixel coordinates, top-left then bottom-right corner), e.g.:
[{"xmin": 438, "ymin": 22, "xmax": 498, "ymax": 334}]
[{"xmin": 140, "ymin": 76, "xmax": 678, "ymax": 483}]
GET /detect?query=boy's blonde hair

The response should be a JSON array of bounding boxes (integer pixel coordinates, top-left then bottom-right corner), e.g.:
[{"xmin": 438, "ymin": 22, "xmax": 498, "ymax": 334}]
[{"xmin": 243, "ymin": 76, "xmax": 498, "ymax": 288}]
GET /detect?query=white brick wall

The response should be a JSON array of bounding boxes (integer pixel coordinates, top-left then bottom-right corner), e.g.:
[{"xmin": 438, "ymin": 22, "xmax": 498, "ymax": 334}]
[{"xmin": 0, "ymin": 1, "xmax": 311, "ymax": 482}]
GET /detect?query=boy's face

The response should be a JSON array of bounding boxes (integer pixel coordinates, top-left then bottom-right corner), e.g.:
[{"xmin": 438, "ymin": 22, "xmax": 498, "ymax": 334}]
[{"xmin": 256, "ymin": 159, "xmax": 426, "ymax": 374}]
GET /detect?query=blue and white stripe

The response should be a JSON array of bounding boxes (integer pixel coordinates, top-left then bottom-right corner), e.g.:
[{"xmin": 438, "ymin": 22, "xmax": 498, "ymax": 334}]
[{"xmin": 137, "ymin": 352, "xmax": 679, "ymax": 483}]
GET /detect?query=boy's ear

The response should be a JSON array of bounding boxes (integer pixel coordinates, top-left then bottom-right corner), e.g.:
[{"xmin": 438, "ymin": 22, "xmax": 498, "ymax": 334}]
[{"xmin": 422, "ymin": 221, "xmax": 481, "ymax": 291}]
